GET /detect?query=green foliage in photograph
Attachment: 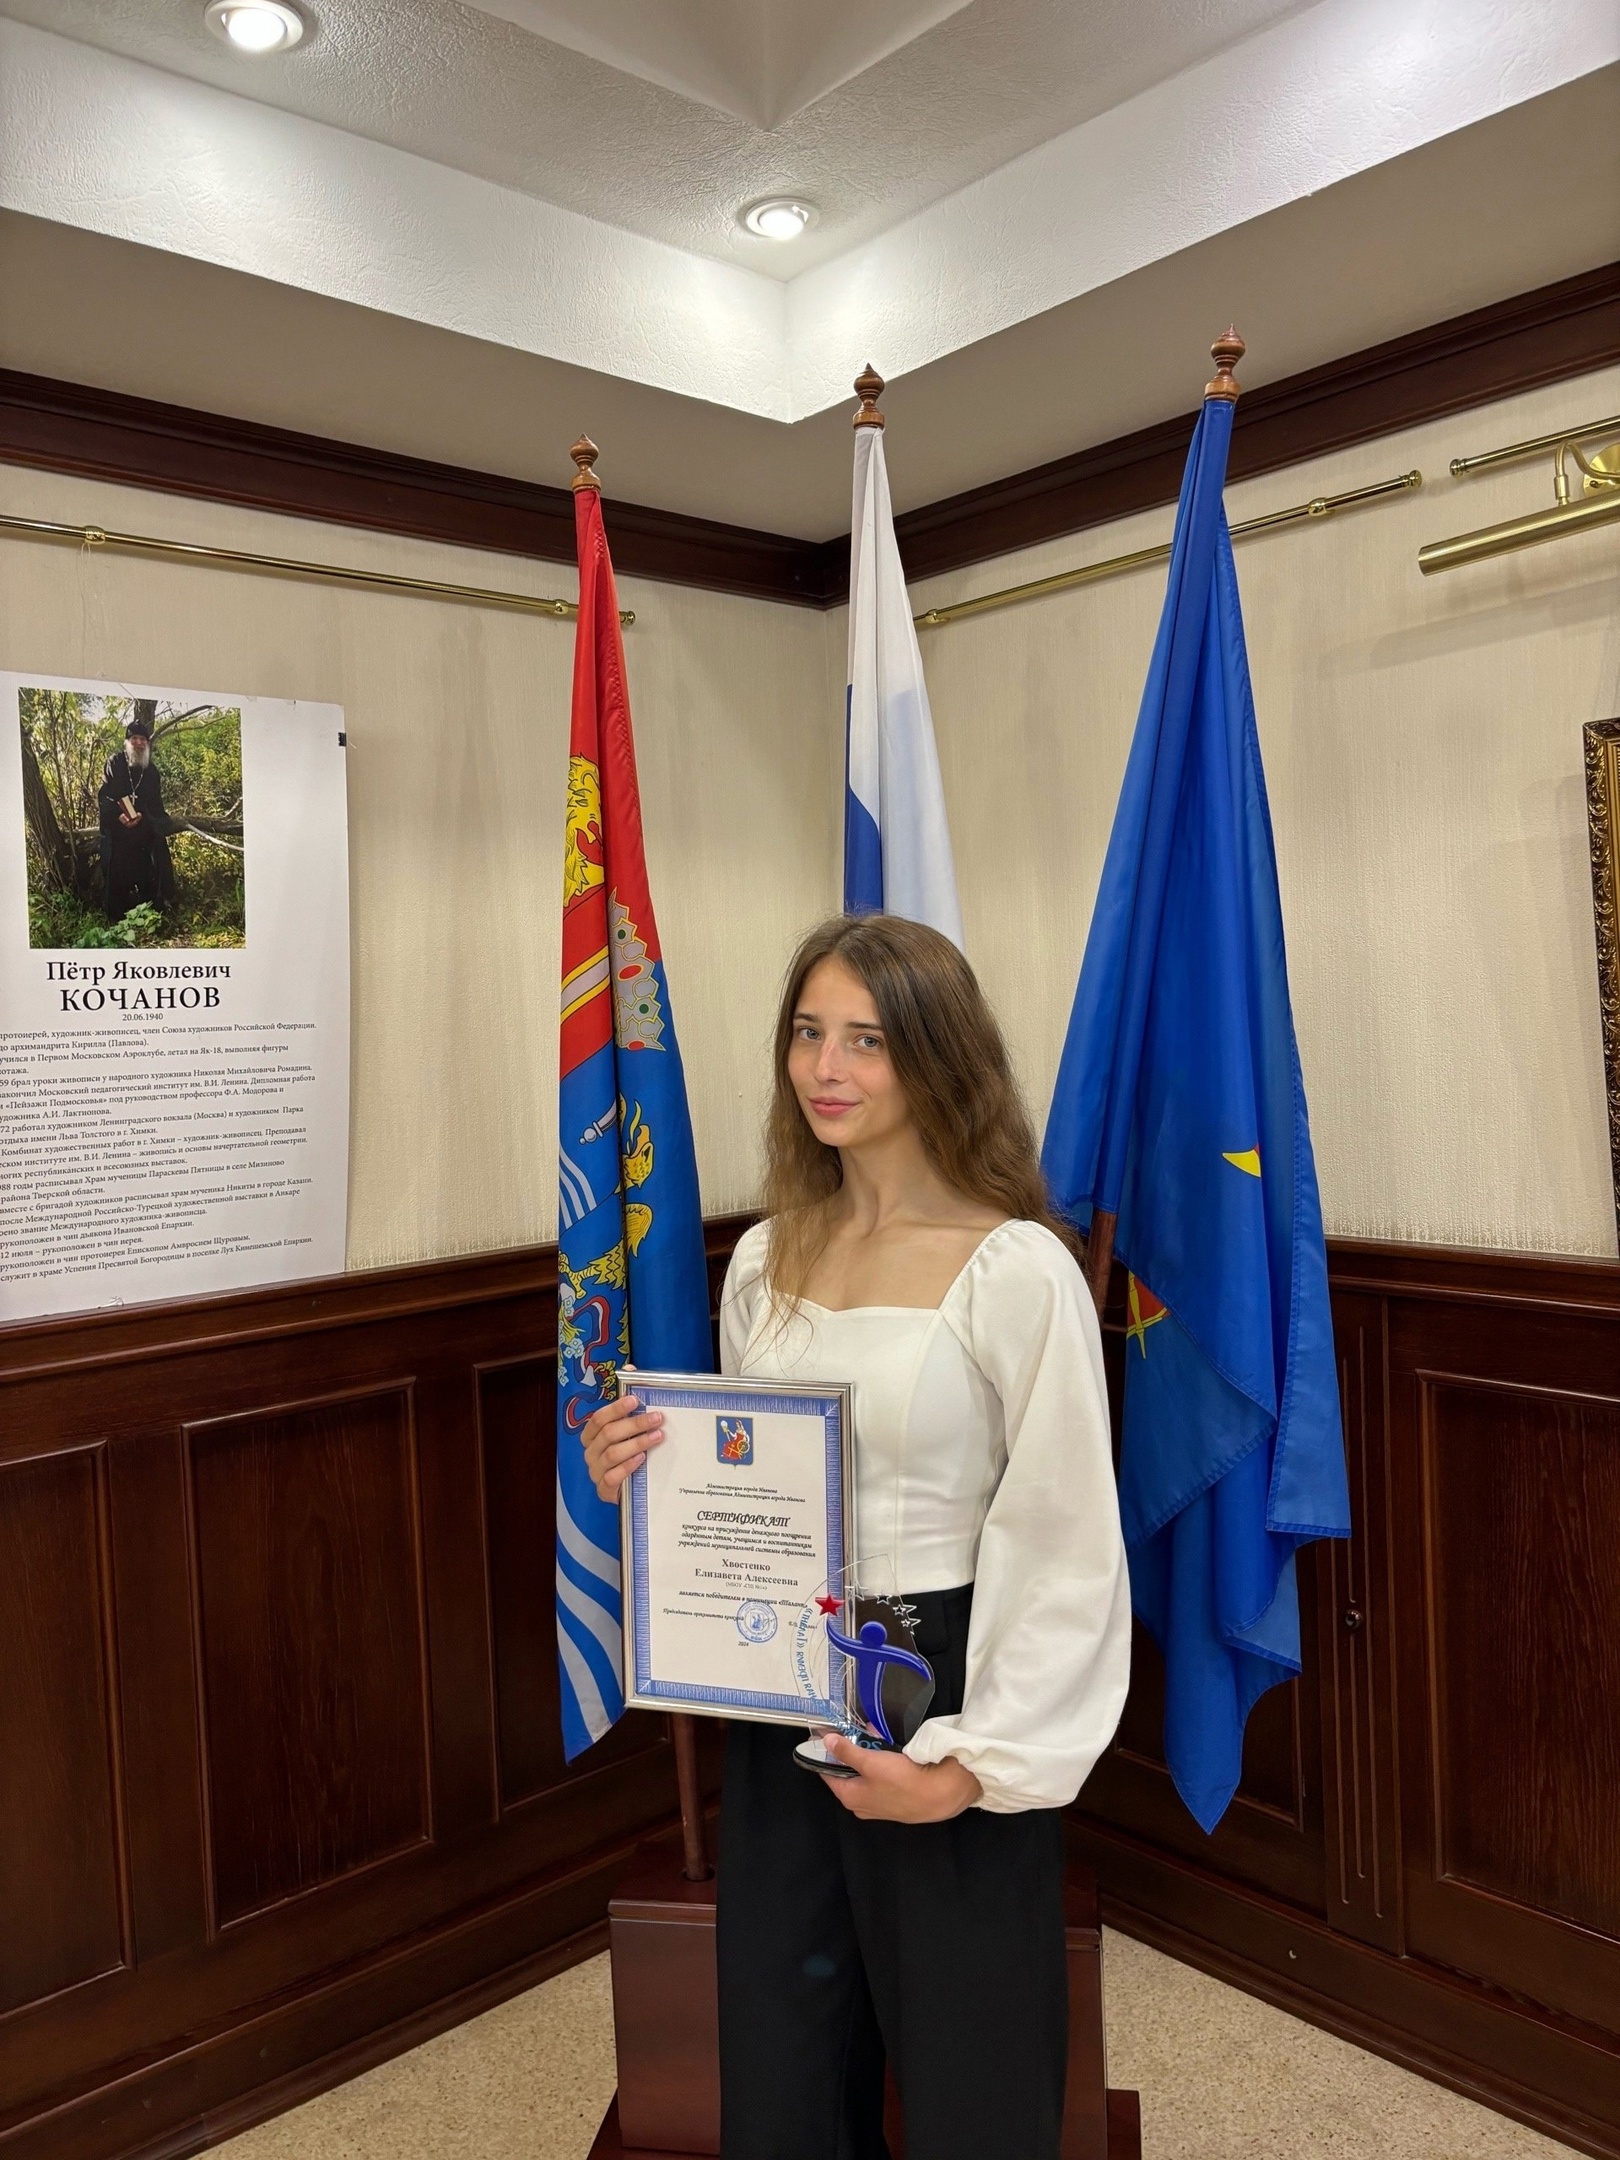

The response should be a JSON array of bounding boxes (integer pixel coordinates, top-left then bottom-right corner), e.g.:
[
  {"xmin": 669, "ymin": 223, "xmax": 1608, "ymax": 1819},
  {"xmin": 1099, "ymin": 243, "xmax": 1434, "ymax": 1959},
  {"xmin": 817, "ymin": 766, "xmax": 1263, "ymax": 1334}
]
[
  {"xmin": 19, "ymin": 687, "xmax": 247, "ymax": 949},
  {"xmin": 26, "ymin": 893, "xmax": 165, "ymax": 950}
]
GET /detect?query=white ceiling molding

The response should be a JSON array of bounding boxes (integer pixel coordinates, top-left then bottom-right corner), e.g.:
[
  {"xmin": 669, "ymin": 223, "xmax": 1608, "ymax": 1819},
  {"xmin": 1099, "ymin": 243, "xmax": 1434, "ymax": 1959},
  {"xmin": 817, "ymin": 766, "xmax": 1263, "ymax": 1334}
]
[
  {"xmin": 461, "ymin": 0, "xmax": 973, "ymax": 129},
  {"xmin": 1, "ymin": 0, "xmax": 1616, "ymax": 427},
  {"xmin": 786, "ymin": 0, "xmax": 1620, "ymax": 411},
  {"xmin": 0, "ymin": 15, "xmax": 792, "ymax": 416},
  {"xmin": 0, "ymin": 0, "xmax": 1308, "ymax": 276}
]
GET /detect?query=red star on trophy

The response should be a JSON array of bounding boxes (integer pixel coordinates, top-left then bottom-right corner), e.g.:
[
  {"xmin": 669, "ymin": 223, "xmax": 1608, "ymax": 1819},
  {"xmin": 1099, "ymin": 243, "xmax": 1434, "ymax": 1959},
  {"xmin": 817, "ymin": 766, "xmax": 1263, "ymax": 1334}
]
[{"xmin": 815, "ymin": 1594, "xmax": 842, "ymax": 1614}]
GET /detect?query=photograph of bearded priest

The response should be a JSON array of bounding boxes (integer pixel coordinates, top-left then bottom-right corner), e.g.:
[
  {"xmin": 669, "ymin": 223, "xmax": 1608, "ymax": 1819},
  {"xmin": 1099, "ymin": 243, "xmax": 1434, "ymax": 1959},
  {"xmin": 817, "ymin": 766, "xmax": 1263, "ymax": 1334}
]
[
  {"xmin": 98, "ymin": 707, "xmax": 179, "ymax": 922},
  {"xmin": 20, "ymin": 685, "xmax": 246, "ymax": 950}
]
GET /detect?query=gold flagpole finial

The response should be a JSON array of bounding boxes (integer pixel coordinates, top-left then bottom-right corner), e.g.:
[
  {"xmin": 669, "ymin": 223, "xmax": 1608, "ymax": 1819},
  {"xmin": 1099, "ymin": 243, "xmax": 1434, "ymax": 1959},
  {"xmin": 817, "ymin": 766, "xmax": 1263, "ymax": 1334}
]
[
  {"xmin": 1205, "ymin": 329, "xmax": 1245, "ymax": 401},
  {"xmin": 853, "ymin": 365, "xmax": 886, "ymax": 430},
  {"xmin": 570, "ymin": 436, "xmax": 602, "ymax": 490}
]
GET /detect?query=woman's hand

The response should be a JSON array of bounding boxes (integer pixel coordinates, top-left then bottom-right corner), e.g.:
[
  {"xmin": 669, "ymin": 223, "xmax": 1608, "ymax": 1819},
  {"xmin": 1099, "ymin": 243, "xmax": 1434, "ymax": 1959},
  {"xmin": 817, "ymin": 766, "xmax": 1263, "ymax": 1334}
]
[
  {"xmin": 580, "ymin": 1390, "xmax": 665, "ymax": 1503},
  {"xmin": 818, "ymin": 1733, "xmax": 982, "ymax": 1822}
]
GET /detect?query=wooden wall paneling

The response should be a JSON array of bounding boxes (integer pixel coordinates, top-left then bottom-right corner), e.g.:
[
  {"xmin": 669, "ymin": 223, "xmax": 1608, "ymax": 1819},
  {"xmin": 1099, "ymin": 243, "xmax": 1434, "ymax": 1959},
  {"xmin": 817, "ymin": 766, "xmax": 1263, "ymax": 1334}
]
[
  {"xmin": 1317, "ymin": 1289, "xmax": 1404, "ymax": 1953},
  {"xmin": 1075, "ymin": 1305, "xmax": 1326, "ymax": 1915},
  {"xmin": 182, "ymin": 1384, "xmax": 433, "ymax": 1931},
  {"xmin": 1067, "ymin": 1825, "xmax": 1620, "ymax": 2160},
  {"xmin": 1078, "ymin": 1244, "xmax": 1620, "ymax": 2157},
  {"xmin": 7, "ymin": 1230, "xmax": 1620, "ymax": 2160},
  {"xmin": 0, "ymin": 1880, "xmax": 624, "ymax": 2160},
  {"xmin": 1080, "ymin": 1634, "xmax": 1324, "ymax": 1914},
  {"xmin": 480, "ymin": 1351, "xmax": 568, "ymax": 1808},
  {"xmin": 478, "ymin": 1351, "xmax": 676, "ymax": 1815},
  {"xmin": 0, "ymin": 1251, "xmax": 693, "ymax": 2160},
  {"xmin": 407, "ymin": 1358, "xmax": 499, "ymax": 1841},
  {"xmin": 105, "ymin": 1423, "xmax": 212, "ymax": 1968},
  {"xmin": 479, "ymin": 1351, "xmax": 568, "ymax": 1807},
  {"xmin": 0, "ymin": 1443, "xmax": 128, "ymax": 2018},
  {"xmin": 1394, "ymin": 1325, "xmax": 1620, "ymax": 2033}
]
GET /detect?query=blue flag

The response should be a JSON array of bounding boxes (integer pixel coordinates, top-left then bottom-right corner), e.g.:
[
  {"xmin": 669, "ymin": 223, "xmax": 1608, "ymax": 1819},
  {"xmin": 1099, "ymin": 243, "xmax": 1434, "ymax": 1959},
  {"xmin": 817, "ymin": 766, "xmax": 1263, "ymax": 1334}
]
[
  {"xmin": 1041, "ymin": 386, "xmax": 1350, "ymax": 1833},
  {"xmin": 556, "ymin": 474, "xmax": 712, "ymax": 1761}
]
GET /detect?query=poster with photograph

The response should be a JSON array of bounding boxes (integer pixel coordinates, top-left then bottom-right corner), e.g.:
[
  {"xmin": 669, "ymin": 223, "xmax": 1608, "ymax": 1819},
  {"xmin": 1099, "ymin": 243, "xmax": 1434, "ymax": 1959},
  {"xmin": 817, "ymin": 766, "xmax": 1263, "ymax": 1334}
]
[{"xmin": 0, "ymin": 671, "xmax": 349, "ymax": 1322}]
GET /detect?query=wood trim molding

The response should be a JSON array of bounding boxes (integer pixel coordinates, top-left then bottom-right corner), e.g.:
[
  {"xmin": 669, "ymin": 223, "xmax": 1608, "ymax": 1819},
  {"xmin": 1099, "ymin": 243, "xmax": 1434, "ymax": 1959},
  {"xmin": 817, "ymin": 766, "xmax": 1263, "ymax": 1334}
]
[
  {"xmin": 0, "ymin": 372, "xmax": 825, "ymax": 609},
  {"xmin": 173, "ymin": 1920, "xmax": 609, "ymax": 2160},
  {"xmin": 0, "ymin": 1214, "xmax": 754, "ymax": 1384},
  {"xmin": 1067, "ymin": 1825, "xmax": 1620, "ymax": 2160},
  {"xmin": 2, "ymin": 1218, "xmax": 1608, "ymax": 1384},
  {"xmin": 1325, "ymin": 1234, "xmax": 1620, "ymax": 1312},
  {"xmin": 1, "ymin": 262, "xmax": 1616, "ymax": 610},
  {"xmin": 15, "ymin": 1865, "xmax": 625, "ymax": 2160},
  {"xmin": 884, "ymin": 259, "xmax": 1620, "ymax": 586}
]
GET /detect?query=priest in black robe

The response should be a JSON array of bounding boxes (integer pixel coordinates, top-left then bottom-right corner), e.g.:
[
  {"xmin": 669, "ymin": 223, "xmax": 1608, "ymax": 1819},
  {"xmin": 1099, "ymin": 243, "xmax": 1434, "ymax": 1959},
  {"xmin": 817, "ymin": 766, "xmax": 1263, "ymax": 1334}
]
[{"xmin": 98, "ymin": 710, "xmax": 178, "ymax": 921}]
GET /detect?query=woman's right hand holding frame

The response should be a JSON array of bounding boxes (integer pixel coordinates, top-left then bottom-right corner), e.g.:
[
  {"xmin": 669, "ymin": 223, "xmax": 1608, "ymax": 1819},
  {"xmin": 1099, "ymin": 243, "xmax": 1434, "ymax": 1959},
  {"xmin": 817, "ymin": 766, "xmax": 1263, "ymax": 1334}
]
[{"xmin": 580, "ymin": 1390, "xmax": 665, "ymax": 1503}]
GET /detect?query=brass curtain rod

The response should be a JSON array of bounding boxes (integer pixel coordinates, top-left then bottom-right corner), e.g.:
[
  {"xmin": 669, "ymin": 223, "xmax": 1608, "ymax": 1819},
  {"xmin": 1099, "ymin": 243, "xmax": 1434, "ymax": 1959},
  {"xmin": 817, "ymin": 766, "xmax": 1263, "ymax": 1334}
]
[
  {"xmin": 1418, "ymin": 411, "xmax": 1620, "ymax": 575},
  {"xmin": 1447, "ymin": 412, "xmax": 1620, "ymax": 478},
  {"xmin": 912, "ymin": 469, "xmax": 1423, "ymax": 631},
  {"xmin": 0, "ymin": 509, "xmax": 635, "ymax": 626}
]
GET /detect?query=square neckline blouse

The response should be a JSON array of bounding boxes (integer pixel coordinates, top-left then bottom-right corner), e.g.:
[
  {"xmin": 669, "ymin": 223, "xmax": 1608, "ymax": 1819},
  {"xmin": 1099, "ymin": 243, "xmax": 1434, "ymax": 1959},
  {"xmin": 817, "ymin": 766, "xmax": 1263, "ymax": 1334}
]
[
  {"xmin": 718, "ymin": 1212, "xmax": 1132, "ymax": 1815},
  {"xmin": 789, "ymin": 1218, "xmax": 1016, "ymax": 1318}
]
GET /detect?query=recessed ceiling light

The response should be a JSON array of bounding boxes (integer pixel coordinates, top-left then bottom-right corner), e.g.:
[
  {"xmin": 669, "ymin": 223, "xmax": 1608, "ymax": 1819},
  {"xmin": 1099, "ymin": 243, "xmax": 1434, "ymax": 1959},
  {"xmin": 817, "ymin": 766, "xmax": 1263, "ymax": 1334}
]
[
  {"xmin": 205, "ymin": 1, "xmax": 305, "ymax": 53},
  {"xmin": 741, "ymin": 198, "xmax": 817, "ymax": 242}
]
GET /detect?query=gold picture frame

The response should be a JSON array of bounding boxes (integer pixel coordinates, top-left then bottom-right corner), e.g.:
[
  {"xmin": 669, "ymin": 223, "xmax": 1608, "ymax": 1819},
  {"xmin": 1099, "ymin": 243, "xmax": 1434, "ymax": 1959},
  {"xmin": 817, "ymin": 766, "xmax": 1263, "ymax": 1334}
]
[{"xmin": 1586, "ymin": 716, "xmax": 1620, "ymax": 1243}]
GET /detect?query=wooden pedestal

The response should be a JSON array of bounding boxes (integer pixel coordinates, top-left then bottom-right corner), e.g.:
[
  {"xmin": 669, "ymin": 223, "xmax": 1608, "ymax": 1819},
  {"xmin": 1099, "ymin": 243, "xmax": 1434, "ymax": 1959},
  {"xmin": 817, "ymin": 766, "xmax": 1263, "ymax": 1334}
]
[
  {"xmin": 591, "ymin": 1848, "xmax": 1141, "ymax": 2160},
  {"xmin": 588, "ymin": 2090, "xmax": 1144, "ymax": 2160},
  {"xmin": 606, "ymin": 1856, "xmax": 721, "ymax": 2154}
]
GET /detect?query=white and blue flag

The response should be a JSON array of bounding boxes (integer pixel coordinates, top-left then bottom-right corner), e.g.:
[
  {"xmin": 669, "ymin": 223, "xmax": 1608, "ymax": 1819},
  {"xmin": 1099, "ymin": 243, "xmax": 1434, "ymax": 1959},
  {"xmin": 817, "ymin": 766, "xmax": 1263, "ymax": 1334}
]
[{"xmin": 844, "ymin": 405, "xmax": 963, "ymax": 946}]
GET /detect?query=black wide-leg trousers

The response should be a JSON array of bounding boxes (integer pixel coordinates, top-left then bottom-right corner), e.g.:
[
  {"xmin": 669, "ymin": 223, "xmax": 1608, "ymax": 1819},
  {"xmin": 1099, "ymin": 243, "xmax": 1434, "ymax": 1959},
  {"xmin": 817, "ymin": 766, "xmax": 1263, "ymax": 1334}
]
[{"xmin": 716, "ymin": 1585, "xmax": 1069, "ymax": 2160}]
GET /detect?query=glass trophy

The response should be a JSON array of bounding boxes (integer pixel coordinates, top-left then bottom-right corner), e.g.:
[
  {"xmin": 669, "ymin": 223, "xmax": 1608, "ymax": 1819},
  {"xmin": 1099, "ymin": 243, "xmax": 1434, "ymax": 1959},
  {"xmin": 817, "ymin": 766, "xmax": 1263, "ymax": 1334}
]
[{"xmin": 791, "ymin": 1556, "xmax": 935, "ymax": 1778}]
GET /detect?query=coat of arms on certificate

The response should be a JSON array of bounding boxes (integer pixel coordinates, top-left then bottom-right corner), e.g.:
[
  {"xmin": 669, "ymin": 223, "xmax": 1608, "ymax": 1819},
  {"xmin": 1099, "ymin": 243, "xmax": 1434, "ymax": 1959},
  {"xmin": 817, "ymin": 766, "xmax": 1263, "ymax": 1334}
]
[{"xmin": 717, "ymin": 1416, "xmax": 754, "ymax": 1464}]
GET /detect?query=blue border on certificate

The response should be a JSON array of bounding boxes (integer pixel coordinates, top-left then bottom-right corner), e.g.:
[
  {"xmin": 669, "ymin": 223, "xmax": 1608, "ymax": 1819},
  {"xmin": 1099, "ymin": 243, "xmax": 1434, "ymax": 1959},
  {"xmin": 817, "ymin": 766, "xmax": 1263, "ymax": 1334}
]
[{"xmin": 626, "ymin": 1382, "xmax": 846, "ymax": 1721}]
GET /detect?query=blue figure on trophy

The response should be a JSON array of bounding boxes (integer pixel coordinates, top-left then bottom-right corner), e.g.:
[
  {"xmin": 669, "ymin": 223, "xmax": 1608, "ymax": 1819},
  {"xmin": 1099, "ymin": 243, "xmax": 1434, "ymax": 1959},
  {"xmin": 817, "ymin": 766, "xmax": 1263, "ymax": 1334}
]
[{"xmin": 792, "ymin": 1565, "xmax": 935, "ymax": 1776}]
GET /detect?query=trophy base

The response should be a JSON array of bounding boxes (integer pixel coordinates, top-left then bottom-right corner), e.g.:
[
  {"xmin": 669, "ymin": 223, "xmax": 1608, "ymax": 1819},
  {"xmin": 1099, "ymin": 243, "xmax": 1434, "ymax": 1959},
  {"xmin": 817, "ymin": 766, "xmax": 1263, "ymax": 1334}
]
[{"xmin": 791, "ymin": 1731, "xmax": 881, "ymax": 1779}]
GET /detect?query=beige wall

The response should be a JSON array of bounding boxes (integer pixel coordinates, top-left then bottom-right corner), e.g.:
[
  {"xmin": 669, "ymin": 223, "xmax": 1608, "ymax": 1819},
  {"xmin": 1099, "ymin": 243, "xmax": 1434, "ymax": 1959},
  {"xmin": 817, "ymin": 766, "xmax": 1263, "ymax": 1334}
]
[
  {"xmin": 913, "ymin": 363, "xmax": 1620, "ymax": 1258},
  {"xmin": 5, "ymin": 363, "xmax": 1617, "ymax": 1270},
  {"xmin": 0, "ymin": 467, "xmax": 841, "ymax": 1269}
]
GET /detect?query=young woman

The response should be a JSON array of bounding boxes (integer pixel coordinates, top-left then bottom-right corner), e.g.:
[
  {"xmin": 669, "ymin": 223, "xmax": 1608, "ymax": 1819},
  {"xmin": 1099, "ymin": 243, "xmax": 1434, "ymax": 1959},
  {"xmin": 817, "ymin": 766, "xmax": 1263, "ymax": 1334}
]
[{"xmin": 582, "ymin": 913, "xmax": 1130, "ymax": 2160}]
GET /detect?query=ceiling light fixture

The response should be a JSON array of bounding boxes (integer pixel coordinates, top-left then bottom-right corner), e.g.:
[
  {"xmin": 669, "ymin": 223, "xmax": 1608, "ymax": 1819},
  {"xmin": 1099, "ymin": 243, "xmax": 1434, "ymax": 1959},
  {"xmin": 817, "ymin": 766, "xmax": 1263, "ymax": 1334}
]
[
  {"xmin": 205, "ymin": 1, "xmax": 305, "ymax": 53},
  {"xmin": 741, "ymin": 198, "xmax": 817, "ymax": 242}
]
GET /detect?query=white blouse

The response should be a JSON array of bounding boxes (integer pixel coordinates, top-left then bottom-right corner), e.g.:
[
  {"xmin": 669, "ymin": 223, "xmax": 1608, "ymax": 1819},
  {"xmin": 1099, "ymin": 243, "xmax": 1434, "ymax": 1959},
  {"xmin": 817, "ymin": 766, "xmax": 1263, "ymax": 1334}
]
[{"xmin": 719, "ymin": 1216, "xmax": 1131, "ymax": 1814}]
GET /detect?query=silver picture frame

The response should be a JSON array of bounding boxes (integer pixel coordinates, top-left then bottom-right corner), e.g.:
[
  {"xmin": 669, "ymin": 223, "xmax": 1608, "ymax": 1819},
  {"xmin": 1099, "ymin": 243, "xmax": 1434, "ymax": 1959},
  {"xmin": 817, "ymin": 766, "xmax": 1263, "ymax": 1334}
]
[{"xmin": 619, "ymin": 1369, "xmax": 855, "ymax": 1726}]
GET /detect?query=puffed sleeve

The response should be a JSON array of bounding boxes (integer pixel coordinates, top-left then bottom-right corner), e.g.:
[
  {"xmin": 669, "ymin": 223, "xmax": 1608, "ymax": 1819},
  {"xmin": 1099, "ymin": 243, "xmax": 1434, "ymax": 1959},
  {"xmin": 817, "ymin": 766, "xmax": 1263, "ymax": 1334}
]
[
  {"xmin": 905, "ymin": 1220, "xmax": 1132, "ymax": 1813},
  {"xmin": 718, "ymin": 1218, "xmax": 771, "ymax": 1377}
]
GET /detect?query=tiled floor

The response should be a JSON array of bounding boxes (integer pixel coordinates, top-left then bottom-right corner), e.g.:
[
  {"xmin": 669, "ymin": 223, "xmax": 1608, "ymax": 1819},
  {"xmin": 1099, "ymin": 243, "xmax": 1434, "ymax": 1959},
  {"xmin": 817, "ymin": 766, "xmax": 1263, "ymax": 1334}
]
[{"xmin": 216, "ymin": 1932, "xmax": 1569, "ymax": 2159}]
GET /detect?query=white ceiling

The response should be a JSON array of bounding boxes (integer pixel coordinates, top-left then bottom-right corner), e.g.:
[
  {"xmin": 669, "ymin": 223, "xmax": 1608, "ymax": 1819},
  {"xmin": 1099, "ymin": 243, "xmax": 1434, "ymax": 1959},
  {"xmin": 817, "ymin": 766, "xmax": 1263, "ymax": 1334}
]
[
  {"xmin": 0, "ymin": 0, "xmax": 1616, "ymax": 529},
  {"xmin": 4, "ymin": 62, "xmax": 1617, "ymax": 542},
  {"xmin": 463, "ymin": 0, "xmax": 976, "ymax": 130},
  {"xmin": 0, "ymin": 0, "xmax": 1312, "ymax": 277}
]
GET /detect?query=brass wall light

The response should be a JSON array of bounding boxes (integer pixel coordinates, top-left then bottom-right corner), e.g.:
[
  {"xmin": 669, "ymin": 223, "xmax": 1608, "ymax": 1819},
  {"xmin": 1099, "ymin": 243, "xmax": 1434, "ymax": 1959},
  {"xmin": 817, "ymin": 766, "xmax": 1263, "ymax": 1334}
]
[{"xmin": 1418, "ymin": 413, "xmax": 1620, "ymax": 574}]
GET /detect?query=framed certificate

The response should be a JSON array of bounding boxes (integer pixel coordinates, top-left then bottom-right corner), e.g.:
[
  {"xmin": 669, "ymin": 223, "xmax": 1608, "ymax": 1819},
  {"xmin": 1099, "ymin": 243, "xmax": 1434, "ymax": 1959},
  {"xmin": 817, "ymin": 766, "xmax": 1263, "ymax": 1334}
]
[{"xmin": 620, "ymin": 1370, "xmax": 852, "ymax": 1725}]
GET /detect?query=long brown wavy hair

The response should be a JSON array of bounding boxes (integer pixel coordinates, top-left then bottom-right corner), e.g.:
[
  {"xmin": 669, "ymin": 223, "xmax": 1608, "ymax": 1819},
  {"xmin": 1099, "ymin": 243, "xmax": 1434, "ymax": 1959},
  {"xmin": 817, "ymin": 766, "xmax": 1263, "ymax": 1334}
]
[{"xmin": 761, "ymin": 913, "xmax": 1069, "ymax": 1304}]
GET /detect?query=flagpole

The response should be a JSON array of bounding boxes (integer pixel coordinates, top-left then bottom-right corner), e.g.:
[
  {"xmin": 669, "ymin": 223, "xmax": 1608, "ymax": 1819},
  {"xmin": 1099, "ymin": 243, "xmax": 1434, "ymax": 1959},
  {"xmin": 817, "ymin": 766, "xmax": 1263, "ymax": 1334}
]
[
  {"xmin": 1080, "ymin": 330, "xmax": 1245, "ymax": 1321},
  {"xmin": 669, "ymin": 1714, "xmax": 709, "ymax": 1881},
  {"xmin": 570, "ymin": 431, "xmax": 712, "ymax": 1881},
  {"xmin": 1083, "ymin": 1212, "xmax": 1116, "ymax": 1313}
]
